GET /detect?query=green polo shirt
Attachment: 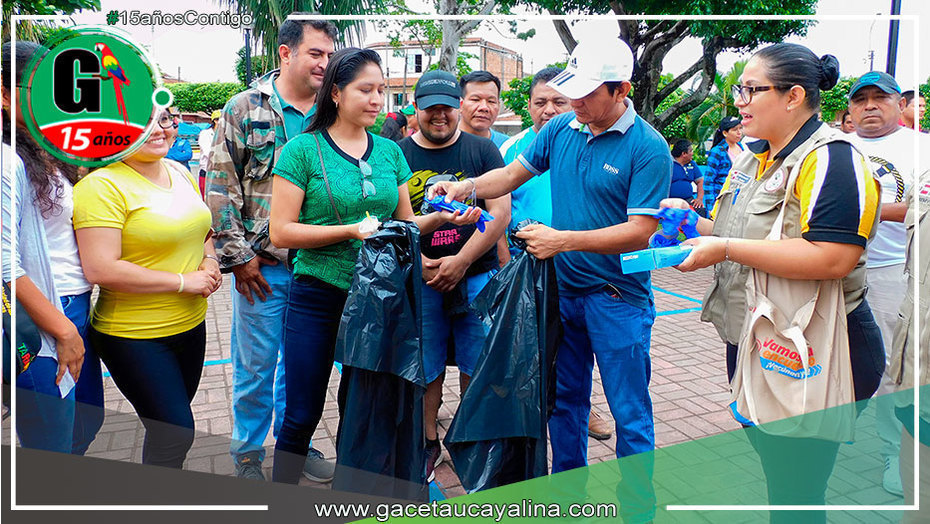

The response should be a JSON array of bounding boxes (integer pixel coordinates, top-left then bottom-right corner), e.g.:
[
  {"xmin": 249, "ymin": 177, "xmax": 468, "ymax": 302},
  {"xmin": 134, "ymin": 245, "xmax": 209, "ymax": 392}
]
[{"xmin": 273, "ymin": 79, "xmax": 317, "ymax": 140}]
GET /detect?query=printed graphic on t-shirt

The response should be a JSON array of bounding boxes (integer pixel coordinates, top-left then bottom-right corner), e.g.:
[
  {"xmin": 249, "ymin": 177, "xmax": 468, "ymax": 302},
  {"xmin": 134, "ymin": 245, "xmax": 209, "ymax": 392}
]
[
  {"xmin": 408, "ymin": 170, "xmax": 467, "ymax": 216},
  {"xmin": 868, "ymin": 155, "xmax": 905, "ymax": 202}
]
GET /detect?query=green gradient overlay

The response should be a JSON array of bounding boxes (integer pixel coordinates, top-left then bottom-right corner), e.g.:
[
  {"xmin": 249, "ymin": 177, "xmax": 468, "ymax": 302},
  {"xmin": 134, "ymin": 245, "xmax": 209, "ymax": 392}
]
[{"xmin": 357, "ymin": 387, "xmax": 928, "ymax": 523}]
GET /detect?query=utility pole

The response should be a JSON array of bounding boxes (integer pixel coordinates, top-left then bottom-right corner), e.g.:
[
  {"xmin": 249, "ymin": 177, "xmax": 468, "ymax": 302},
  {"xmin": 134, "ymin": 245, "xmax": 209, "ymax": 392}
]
[{"xmin": 886, "ymin": 0, "xmax": 901, "ymax": 77}]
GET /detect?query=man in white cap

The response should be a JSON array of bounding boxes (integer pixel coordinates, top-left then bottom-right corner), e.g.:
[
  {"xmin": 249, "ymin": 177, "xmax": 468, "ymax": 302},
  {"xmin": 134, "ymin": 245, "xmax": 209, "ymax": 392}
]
[{"xmin": 428, "ymin": 35, "xmax": 670, "ymax": 519}]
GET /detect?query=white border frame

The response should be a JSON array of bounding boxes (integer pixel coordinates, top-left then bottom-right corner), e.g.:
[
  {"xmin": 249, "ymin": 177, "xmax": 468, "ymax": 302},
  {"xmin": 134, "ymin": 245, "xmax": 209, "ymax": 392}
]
[{"xmin": 2, "ymin": 9, "xmax": 921, "ymax": 515}]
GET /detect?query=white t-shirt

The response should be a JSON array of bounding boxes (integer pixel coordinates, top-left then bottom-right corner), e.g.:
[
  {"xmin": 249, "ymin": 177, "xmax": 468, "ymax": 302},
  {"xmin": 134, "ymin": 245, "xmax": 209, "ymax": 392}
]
[
  {"xmin": 198, "ymin": 127, "xmax": 215, "ymax": 167},
  {"xmin": 43, "ymin": 172, "xmax": 92, "ymax": 295},
  {"xmin": 855, "ymin": 127, "xmax": 927, "ymax": 268}
]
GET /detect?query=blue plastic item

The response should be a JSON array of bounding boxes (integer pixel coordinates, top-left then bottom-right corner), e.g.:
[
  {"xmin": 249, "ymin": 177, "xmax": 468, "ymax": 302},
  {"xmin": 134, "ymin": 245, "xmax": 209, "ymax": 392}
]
[
  {"xmin": 426, "ymin": 195, "xmax": 495, "ymax": 233},
  {"xmin": 648, "ymin": 208, "xmax": 700, "ymax": 248},
  {"xmin": 620, "ymin": 245, "xmax": 694, "ymax": 273}
]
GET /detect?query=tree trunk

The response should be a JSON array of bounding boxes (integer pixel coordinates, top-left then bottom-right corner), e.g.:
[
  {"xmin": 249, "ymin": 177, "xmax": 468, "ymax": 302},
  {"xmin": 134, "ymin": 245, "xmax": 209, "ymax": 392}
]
[
  {"xmin": 439, "ymin": 19, "xmax": 460, "ymax": 72},
  {"xmin": 435, "ymin": 0, "xmax": 497, "ymax": 74},
  {"xmin": 549, "ymin": 11, "xmax": 577, "ymax": 53}
]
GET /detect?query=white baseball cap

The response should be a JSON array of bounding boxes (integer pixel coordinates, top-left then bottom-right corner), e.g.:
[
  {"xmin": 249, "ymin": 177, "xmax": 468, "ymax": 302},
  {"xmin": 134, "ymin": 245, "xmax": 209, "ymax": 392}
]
[{"xmin": 548, "ymin": 36, "xmax": 635, "ymax": 99}]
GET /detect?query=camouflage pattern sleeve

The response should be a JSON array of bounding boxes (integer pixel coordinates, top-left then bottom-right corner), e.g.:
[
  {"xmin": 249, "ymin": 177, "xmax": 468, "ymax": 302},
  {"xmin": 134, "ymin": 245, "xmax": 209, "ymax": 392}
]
[{"xmin": 206, "ymin": 96, "xmax": 254, "ymax": 270}]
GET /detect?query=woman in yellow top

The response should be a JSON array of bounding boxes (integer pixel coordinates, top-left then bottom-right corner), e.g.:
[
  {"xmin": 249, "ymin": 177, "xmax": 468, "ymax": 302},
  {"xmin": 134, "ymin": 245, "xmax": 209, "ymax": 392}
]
[
  {"xmin": 73, "ymin": 110, "xmax": 222, "ymax": 468},
  {"xmin": 661, "ymin": 43, "xmax": 883, "ymax": 522}
]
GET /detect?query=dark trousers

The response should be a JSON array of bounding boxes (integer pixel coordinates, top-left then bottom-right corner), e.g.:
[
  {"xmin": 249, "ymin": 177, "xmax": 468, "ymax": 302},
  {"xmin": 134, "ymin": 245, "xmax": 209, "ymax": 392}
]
[
  {"xmin": 272, "ymin": 276, "xmax": 347, "ymax": 484},
  {"xmin": 90, "ymin": 322, "xmax": 206, "ymax": 468},
  {"xmin": 726, "ymin": 299, "xmax": 884, "ymax": 523}
]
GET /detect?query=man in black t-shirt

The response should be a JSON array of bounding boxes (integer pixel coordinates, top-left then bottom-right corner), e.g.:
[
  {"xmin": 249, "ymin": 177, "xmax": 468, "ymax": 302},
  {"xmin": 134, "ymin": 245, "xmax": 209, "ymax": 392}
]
[{"xmin": 397, "ymin": 70, "xmax": 510, "ymax": 482}]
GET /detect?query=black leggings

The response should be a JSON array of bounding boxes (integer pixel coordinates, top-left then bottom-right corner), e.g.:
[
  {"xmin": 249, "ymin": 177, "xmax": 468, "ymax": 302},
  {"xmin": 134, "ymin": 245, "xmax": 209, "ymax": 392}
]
[
  {"xmin": 725, "ymin": 299, "xmax": 884, "ymax": 523},
  {"xmin": 90, "ymin": 322, "xmax": 206, "ymax": 468}
]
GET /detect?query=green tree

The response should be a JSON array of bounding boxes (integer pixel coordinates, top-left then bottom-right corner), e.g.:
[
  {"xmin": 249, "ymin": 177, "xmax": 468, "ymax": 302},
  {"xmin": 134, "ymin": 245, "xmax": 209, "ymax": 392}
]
[
  {"xmin": 220, "ymin": 0, "xmax": 383, "ymax": 67},
  {"xmin": 656, "ymin": 74, "xmax": 689, "ymax": 144},
  {"xmin": 819, "ymin": 77, "xmax": 856, "ymax": 123},
  {"xmin": 502, "ymin": 75, "xmax": 534, "ymax": 128},
  {"xmin": 685, "ymin": 60, "xmax": 745, "ymax": 151},
  {"xmin": 234, "ymin": 45, "xmax": 274, "ymax": 85},
  {"xmin": 500, "ymin": 0, "xmax": 816, "ymax": 136},
  {"xmin": 2, "ymin": 0, "xmax": 100, "ymax": 43},
  {"xmin": 167, "ymin": 82, "xmax": 246, "ymax": 113},
  {"xmin": 500, "ymin": 60, "xmax": 566, "ymax": 128}
]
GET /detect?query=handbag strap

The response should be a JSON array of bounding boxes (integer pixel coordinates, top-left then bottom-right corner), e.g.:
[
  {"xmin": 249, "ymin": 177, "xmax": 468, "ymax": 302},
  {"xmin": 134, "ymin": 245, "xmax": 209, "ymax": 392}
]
[{"xmin": 312, "ymin": 133, "xmax": 343, "ymax": 225}]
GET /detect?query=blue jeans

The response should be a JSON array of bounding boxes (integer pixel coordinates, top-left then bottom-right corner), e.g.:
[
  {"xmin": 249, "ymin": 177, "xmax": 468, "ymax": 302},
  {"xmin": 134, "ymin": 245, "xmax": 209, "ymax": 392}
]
[
  {"xmin": 272, "ymin": 275, "xmax": 347, "ymax": 483},
  {"xmin": 549, "ymin": 289, "xmax": 656, "ymax": 470},
  {"xmin": 549, "ymin": 289, "xmax": 657, "ymax": 522},
  {"xmin": 90, "ymin": 322, "xmax": 206, "ymax": 468},
  {"xmin": 16, "ymin": 356, "xmax": 76, "ymax": 453},
  {"xmin": 421, "ymin": 270, "xmax": 496, "ymax": 383},
  {"xmin": 229, "ymin": 261, "xmax": 290, "ymax": 461},
  {"xmin": 61, "ymin": 291, "xmax": 104, "ymax": 455}
]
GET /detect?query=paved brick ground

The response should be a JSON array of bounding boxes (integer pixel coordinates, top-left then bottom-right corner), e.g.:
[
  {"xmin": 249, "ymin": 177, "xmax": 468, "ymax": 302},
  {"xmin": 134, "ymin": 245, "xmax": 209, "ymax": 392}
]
[{"xmin": 1, "ymin": 266, "xmax": 903, "ymax": 519}]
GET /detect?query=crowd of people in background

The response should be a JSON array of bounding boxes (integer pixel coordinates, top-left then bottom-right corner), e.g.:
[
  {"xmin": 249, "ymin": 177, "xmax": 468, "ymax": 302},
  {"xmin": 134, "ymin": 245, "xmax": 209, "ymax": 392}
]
[{"xmin": 3, "ymin": 11, "xmax": 930, "ymax": 522}]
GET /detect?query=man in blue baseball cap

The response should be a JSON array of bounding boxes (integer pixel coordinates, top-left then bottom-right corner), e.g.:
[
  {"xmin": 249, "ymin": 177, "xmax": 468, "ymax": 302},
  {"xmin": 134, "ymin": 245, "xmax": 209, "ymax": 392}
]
[{"xmin": 848, "ymin": 70, "xmax": 930, "ymax": 497}]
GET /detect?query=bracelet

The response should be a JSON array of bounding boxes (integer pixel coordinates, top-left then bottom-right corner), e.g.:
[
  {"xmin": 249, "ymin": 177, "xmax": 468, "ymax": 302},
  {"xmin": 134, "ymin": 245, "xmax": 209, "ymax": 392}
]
[
  {"xmin": 465, "ymin": 178, "xmax": 477, "ymax": 199},
  {"xmin": 724, "ymin": 239, "xmax": 731, "ymax": 261},
  {"xmin": 177, "ymin": 273, "xmax": 185, "ymax": 293},
  {"xmin": 204, "ymin": 254, "xmax": 219, "ymax": 263}
]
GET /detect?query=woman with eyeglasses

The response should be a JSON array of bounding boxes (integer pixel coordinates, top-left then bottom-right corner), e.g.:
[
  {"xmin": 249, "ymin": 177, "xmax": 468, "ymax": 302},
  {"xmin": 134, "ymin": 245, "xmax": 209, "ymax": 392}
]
[
  {"xmin": 268, "ymin": 47, "xmax": 479, "ymax": 484},
  {"xmin": 704, "ymin": 115, "xmax": 743, "ymax": 210},
  {"xmin": 661, "ymin": 43, "xmax": 883, "ymax": 522},
  {"xmin": 73, "ymin": 109, "xmax": 222, "ymax": 468}
]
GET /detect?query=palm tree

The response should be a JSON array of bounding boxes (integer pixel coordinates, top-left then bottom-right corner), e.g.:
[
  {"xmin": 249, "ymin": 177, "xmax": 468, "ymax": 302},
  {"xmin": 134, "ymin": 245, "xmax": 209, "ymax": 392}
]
[
  {"xmin": 686, "ymin": 60, "xmax": 745, "ymax": 151},
  {"xmin": 220, "ymin": 0, "xmax": 385, "ymax": 68},
  {"xmin": 2, "ymin": 0, "xmax": 98, "ymax": 44}
]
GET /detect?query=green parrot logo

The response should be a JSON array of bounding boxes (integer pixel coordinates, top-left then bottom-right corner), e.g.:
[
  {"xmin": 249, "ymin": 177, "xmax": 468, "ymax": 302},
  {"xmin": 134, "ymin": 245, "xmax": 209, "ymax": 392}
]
[{"xmin": 95, "ymin": 42, "xmax": 131, "ymax": 124}]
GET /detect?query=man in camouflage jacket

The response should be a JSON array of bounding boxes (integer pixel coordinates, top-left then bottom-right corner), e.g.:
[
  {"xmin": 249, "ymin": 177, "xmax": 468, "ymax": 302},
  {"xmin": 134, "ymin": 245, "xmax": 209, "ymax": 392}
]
[{"xmin": 205, "ymin": 17, "xmax": 337, "ymax": 482}]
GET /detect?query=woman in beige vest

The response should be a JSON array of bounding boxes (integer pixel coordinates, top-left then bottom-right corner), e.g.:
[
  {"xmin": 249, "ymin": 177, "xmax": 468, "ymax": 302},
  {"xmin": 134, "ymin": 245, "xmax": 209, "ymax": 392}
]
[{"xmin": 662, "ymin": 43, "xmax": 884, "ymax": 522}]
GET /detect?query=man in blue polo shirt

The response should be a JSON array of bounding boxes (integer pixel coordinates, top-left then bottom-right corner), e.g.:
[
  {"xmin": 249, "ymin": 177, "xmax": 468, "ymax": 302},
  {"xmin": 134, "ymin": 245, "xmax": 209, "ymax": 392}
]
[{"xmin": 429, "ymin": 35, "xmax": 671, "ymax": 519}]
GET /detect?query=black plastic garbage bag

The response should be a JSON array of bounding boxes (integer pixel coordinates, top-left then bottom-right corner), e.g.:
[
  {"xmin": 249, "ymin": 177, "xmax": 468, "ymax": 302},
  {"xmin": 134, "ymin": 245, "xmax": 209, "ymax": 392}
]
[
  {"xmin": 333, "ymin": 220, "xmax": 428, "ymax": 501},
  {"xmin": 443, "ymin": 220, "xmax": 562, "ymax": 493}
]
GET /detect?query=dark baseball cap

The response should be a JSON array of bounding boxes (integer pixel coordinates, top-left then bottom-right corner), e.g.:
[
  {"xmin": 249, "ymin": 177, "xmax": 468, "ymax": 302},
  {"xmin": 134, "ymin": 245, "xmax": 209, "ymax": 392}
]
[
  {"xmin": 719, "ymin": 115, "xmax": 741, "ymax": 131},
  {"xmin": 414, "ymin": 70, "xmax": 461, "ymax": 109},
  {"xmin": 849, "ymin": 71, "xmax": 901, "ymax": 99}
]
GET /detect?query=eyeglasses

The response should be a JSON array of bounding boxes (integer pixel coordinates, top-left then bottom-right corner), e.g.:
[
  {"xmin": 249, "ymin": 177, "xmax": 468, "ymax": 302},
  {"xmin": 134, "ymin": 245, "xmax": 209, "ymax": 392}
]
[
  {"xmin": 359, "ymin": 159, "xmax": 375, "ymax": 199},
  {"xmin": 731, "ymin": 84, "xmax": 789, "ymax": 104},
  {"xmin": 157, "ymin": 113, "xmax": 180, "ymax": 129}
]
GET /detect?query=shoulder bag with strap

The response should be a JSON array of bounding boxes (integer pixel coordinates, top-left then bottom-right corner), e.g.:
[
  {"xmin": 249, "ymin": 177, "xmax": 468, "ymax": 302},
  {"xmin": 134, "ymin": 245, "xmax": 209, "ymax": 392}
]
[
  {"xmin": 728, "ymin": 141, "xmax": 857, "ymax": 442},
  {"xmin": 286, "ymin": 134, "xmax": 344, "ymax": 270}
]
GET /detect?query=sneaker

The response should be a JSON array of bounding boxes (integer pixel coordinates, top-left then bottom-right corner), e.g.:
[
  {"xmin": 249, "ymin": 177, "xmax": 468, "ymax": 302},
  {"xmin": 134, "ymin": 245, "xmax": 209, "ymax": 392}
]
[
  {"xmin": 302, "ymin": 447, "xmax": 335, "ymax": 483},
  {"xmin": 235, "ymin": 451, "xmax": 266, "ymax": 481},
  {"xmin": 425, "ymin": 439, "xmax": 443, "ymax": 483},
  {"xmin": 588, "ymin": 409, "xmax": 613, "ymax": 441},
  {"xmin": 883, "ymin": 456, "xmax": 903, "ymax": 497}
]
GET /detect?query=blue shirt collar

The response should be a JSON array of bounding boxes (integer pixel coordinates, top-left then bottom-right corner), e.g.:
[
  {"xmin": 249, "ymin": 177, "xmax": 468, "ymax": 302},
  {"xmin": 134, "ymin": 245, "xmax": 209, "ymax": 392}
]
[{"xmin": 568, "ymin": 98, "xmax": 637, "ymax": 140}]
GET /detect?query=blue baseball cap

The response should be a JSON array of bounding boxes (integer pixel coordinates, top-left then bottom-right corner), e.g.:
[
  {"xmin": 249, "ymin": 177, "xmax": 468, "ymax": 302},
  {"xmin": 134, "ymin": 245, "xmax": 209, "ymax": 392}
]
[
  {"xmin": 414, "ymin": 70, "xmax": 461, "ymax": 109},
  {"xmin": 849, "ymin": 71, "xmax": 901, "ymax": 99}
]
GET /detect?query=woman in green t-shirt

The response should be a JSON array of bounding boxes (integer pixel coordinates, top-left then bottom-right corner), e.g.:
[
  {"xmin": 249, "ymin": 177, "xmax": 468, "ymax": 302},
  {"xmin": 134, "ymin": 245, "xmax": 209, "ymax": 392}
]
[{"xmin": 268, "ymin": 47, "xmax": 478, "ymax": 484}]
